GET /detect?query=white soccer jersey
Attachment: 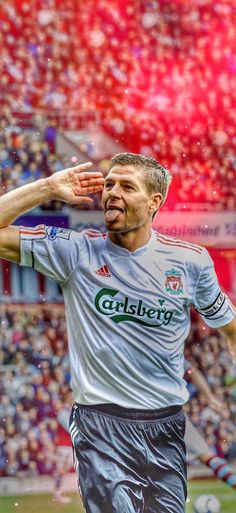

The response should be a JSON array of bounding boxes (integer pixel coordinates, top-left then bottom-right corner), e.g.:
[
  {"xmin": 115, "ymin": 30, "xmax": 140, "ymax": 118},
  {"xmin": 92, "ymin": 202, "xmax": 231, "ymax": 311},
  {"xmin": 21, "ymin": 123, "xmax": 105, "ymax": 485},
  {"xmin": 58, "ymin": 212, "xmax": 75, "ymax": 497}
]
[{"xmin": 20, "ymin": 226, "xmax": 236, "ymax": 409}]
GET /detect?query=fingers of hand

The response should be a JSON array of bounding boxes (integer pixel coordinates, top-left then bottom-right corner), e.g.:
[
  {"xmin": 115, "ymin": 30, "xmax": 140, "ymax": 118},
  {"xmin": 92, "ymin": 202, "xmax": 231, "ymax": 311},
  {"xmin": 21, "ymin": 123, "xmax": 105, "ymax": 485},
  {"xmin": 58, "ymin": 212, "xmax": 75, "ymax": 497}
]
[
  {"xmin": 79, "ymin": 172, "xmax": 104, "ymax": 182},
  {"xmin": 79, "ymin": 177, "xmax": 105, "ymax": 188},
  {"xmin": 70, "ymin": 196, "xmax": 93, "ymax": 205},
  {"xmin": 68, "ymin": 169, "xmax": 104, "ymax": 196},
  {"xmin": 71, "ymin": 162, "xmax": 93, "ymax": 172},
  {"xmin": 75, "ymin": 185, "xmax": 103, "ymax": 196},
  {"xmin": 70, "ymin": 161, "xmax": 104, "ymax": 176},
  {"xmin": 70, "ymin": 181, "xmax": 104, "ymax": 197},
  {"xmin": 85, "ymin": 185, "xmax": 104, "ymax": 193}
]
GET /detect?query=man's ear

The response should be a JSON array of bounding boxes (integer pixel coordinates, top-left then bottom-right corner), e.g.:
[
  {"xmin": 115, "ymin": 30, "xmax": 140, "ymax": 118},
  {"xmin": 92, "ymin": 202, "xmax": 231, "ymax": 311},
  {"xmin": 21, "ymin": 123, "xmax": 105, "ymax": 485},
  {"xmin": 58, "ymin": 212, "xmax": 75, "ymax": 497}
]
[{"xmin": 149, "ymin": 193, "xmax": 163, "ymax": 215}]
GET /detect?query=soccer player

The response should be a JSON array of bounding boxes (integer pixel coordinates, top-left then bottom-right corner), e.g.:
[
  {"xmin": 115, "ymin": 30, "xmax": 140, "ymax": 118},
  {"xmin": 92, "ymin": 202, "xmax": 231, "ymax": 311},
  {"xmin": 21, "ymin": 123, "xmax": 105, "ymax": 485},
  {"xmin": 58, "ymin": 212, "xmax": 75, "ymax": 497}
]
[{"xmin": 0, "ymin": 153, "xmax": 235, "ymax": 513}]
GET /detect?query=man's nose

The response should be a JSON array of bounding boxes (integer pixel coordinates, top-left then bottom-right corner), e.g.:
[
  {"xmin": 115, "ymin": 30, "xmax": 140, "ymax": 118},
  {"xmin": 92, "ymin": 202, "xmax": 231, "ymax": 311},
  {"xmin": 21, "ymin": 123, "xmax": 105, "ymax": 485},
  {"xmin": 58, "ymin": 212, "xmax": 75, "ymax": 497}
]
[{"xmin": 108, "ymin": 185, "xmax": 121, "ymax": 198}]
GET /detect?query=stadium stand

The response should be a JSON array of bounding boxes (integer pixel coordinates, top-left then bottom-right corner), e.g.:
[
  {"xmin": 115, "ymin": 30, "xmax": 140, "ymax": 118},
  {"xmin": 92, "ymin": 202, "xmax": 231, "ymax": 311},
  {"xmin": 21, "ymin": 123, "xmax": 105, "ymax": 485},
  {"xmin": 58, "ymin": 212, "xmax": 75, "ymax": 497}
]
[
  {"xmin": 185, "ymin": 312, "xmax": 236, "ymax": 463},
  {"xmin": 0, "ymin": 305, "xmax": 70, "ymax": 477},
  {"xmin": 0, "ymin": 0, "xmax": 235, "ymax": 210},
  {"xmin": 0, "ymin": 112, "xmax": 61, "ymax": 191}
]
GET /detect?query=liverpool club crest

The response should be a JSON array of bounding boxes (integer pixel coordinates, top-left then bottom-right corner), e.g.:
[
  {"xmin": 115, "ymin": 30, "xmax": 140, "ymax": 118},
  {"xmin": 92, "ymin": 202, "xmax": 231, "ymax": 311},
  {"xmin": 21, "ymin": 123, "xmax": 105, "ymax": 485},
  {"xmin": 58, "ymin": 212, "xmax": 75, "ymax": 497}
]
[{"xmin": 165, "ymin": 268, "xmax": 183, "ymax": 295}]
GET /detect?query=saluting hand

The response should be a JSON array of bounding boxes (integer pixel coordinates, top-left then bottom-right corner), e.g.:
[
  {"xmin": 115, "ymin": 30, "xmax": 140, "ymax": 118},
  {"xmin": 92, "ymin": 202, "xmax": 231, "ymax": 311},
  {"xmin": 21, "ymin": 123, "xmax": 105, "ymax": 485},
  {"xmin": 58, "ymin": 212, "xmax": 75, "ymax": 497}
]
[{"xmin": 47, "ymin": 162, "xmax": 105, "ymax": 205}]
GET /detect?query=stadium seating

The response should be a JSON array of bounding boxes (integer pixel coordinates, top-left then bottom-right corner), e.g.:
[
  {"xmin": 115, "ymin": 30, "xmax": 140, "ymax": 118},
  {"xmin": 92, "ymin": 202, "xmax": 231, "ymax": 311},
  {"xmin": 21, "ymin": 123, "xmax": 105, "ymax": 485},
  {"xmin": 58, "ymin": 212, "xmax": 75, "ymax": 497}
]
[{"xmin": 0, "ymin": 0, "xmax": 235, "ymax": 210}]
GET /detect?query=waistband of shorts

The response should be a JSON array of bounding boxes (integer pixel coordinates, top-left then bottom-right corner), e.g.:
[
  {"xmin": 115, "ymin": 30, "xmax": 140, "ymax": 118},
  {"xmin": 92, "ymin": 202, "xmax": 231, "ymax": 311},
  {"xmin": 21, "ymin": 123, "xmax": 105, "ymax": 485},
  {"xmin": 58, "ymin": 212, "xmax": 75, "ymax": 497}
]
[{"xmin": 75, "ymin": 402, "xmax": 182, "ymax": 421}]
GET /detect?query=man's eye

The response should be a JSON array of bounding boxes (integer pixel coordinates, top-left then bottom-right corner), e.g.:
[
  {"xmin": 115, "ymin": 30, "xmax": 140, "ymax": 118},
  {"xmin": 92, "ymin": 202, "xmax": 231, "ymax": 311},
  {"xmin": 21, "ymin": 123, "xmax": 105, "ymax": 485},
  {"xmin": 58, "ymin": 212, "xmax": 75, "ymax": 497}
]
[
  {"xmin": 124, "ymin": 185, "xmax": 134, "ymax": 191},
  {"xmin": 105, "ymin": 183, "xmax": 113, "ymax": 189}
]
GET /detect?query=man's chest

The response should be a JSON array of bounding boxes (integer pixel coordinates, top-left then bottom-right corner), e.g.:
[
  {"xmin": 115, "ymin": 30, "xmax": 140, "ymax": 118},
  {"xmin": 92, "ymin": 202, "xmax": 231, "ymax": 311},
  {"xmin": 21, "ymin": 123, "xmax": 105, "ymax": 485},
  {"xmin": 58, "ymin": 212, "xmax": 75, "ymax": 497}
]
[{"xmin": 74, "ymin": 252, "xmax": 192, "ymax": 328}]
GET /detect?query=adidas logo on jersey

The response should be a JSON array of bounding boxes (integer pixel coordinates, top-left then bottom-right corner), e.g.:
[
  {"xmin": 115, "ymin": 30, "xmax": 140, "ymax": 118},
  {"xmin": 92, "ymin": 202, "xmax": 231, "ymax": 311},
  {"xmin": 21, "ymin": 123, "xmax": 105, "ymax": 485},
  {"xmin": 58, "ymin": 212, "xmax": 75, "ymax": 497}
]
[{"xmin": 95, "ymin": 265, "xmax": 111, "ymax": 278}]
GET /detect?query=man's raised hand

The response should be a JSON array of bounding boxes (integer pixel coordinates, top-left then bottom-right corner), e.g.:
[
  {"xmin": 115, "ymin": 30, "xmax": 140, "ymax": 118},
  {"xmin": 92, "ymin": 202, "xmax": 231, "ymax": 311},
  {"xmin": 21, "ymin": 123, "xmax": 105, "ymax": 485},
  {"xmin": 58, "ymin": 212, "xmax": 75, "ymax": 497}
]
[{"xmin": 47, "ymin": 162, "xmax": 105, "ymax": 205}]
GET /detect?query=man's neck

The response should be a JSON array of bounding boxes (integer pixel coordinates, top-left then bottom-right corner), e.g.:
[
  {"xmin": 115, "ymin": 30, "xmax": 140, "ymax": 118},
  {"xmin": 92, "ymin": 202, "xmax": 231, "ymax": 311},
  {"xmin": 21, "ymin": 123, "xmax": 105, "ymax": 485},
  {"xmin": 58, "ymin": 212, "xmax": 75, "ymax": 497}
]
[{"xmin": 108, "ymin": 227, "xmax": 152, "ymax": 252}]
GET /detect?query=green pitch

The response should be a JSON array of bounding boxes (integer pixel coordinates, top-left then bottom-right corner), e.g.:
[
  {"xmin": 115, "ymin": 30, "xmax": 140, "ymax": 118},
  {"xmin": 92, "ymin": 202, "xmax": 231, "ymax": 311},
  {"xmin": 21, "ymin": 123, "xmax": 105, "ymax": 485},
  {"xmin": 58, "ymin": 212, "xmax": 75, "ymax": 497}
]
[
  {"xmin": 0, "ymin": 480, "xmax": 235, "ymax": 512},
  {"xmin": 187, "ymin": 479, "xmax": 235, "ymax": 512}
]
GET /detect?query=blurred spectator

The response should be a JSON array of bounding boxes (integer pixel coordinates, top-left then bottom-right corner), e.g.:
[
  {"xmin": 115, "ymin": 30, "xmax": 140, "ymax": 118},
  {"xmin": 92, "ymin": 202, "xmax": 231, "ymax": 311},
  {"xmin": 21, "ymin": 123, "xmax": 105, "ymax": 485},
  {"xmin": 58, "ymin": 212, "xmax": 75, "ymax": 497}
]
[{"xmin": 44, "ymin": 119, "xmax": 57, "ymax": 153}]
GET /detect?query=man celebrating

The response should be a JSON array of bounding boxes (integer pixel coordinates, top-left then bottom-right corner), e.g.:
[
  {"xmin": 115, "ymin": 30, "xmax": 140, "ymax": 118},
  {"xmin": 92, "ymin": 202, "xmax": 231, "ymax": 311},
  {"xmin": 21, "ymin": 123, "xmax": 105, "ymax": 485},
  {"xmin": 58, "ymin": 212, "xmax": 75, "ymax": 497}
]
[{"xmin": 0, "ymin": 153, "xmax": 235, "ymax": 513}]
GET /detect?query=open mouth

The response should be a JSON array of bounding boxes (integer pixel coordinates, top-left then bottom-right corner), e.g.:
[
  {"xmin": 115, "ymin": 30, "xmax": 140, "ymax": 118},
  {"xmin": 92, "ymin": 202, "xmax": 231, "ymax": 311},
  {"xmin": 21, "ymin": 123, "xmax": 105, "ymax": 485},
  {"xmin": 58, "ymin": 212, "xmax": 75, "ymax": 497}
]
[
  {"xmin": 105, "ymin": 206, "xmax": 125, "ymax": 222},
  {"xmin": 106, "ymin": 206, "xmax": 124, "ymax": 213}
]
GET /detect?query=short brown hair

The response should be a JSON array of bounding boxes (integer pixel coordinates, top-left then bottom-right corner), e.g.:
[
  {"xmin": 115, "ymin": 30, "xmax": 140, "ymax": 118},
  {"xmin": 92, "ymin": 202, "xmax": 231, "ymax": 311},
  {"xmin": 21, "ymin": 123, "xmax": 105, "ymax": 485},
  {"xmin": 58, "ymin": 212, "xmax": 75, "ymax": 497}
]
[{"xmin": 109, "ymin": 152, "xmax": 171, "ymax": 207}]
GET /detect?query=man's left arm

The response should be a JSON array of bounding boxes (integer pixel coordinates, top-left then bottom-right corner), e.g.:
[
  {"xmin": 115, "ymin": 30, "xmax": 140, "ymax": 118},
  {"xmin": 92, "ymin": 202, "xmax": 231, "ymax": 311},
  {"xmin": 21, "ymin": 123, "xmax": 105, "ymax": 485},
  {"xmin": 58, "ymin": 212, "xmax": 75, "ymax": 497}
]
[
  {"xmin": 193, "ymin": 248, "xmax": 236, "ymax": 365},
  {"xmin": 218, "ymin": 317, "xmax": 236, "ymax": 364}
]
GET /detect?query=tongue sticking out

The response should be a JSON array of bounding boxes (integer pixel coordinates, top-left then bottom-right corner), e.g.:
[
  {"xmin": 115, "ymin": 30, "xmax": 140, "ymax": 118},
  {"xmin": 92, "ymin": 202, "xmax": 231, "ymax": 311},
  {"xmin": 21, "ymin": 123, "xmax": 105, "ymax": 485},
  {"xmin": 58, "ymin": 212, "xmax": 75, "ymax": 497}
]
[{"xmin": 105, "ymin": 209, "xmax": 123, "ymax": 223}]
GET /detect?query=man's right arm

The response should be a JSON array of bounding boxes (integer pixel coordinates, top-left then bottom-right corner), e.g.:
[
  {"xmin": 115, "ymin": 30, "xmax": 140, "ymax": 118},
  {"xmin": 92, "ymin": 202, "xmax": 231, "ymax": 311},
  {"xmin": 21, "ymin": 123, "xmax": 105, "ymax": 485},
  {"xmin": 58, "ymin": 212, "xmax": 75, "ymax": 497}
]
[
  {"xmin": 0, "ymin": 162, "xmax": 104, "ymax": 264},
  {"xmin": 0, "ymin": 226, "xmax": 20, "ymax": 263},
  {"xmin": 0, "ymin": 178, "xmax": 53, "ymax": 263}
]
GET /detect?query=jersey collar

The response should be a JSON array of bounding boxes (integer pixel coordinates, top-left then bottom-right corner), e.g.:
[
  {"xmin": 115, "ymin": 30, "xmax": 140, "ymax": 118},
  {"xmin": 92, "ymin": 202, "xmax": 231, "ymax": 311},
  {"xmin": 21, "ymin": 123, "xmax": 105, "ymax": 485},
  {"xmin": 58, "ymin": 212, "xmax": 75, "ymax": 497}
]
[{"xmin": 105, "ymin": 229, "xmax": 157, "ymax": 257}]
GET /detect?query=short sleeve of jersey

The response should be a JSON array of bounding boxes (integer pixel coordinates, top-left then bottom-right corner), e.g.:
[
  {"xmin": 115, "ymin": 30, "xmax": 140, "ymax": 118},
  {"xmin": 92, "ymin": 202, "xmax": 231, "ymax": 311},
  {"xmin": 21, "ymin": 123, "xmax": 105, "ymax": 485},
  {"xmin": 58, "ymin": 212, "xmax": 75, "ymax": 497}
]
[
  {"xmin": 20, "ymin": 225, "xmax": 85, "ymax": 285},
  {"xmin": 193, "ymin": 248, "xmax": 236, "ymax": 328}
]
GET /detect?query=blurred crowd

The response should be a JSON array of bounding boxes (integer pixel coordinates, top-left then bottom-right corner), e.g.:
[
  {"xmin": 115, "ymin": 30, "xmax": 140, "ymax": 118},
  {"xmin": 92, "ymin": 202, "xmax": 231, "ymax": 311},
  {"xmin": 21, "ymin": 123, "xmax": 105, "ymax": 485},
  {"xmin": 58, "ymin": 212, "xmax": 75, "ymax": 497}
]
[
  {"xmin": 0, "ymin": 305, "xmax": 72, "ymax": 477},
  {"xmin": 0, "ymin": 110, "xmax": 103, "ymax": 210},
  {"xmin": 0, "ymin": 110, "xmax": 62, "ymax": 193},
  {"xmin": 0, "ymin": 109, "xmax": 69, "ymax": 211},
  {"xmin": 0, "ymin": 0, "xmax": 235, "ymax": 210},
  {"xmin": 0, "ymin": 304, "xmax": 236, "ymax": 477},
  {"xmin": 185, "ymin": 312, "xmax": 236, "ymax": 462}
]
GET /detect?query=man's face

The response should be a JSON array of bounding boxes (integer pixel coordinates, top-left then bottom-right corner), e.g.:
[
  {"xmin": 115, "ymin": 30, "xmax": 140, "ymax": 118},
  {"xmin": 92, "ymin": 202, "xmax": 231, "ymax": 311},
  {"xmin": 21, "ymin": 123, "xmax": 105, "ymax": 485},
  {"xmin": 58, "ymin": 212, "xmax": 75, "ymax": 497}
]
[{"xmin": 102, "ymin": 164, "xmax": 162, "ymax": 233}]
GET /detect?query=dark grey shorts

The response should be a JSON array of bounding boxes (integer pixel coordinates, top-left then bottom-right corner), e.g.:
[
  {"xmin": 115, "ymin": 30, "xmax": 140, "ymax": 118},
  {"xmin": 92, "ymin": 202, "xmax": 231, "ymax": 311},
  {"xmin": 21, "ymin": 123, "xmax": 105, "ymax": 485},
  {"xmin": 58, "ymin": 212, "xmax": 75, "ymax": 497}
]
[{"xmin": 69, "ymin": 403, "xmax": 187, "ymax": 513}]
